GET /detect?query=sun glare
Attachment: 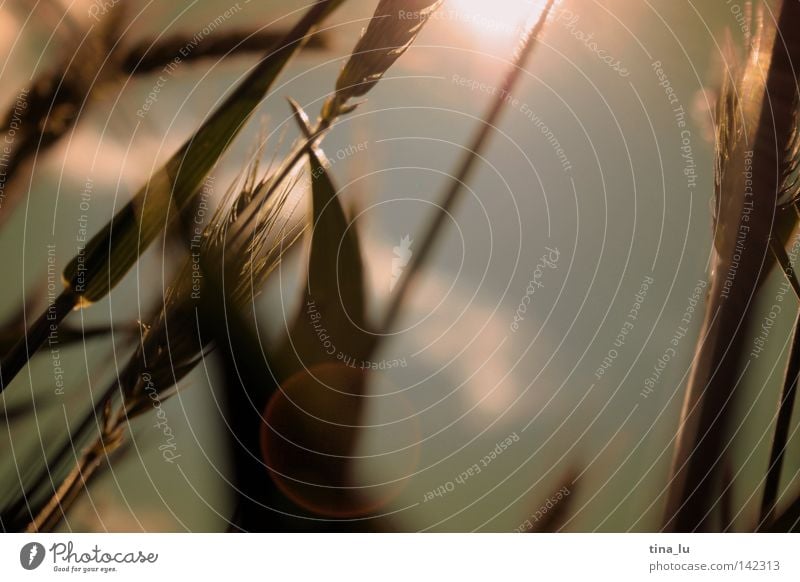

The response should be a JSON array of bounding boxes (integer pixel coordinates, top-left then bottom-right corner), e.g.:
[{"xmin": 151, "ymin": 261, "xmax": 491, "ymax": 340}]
[{"xmin": 446, "ymin": 0, "xmax": 553, "ymax": 43}]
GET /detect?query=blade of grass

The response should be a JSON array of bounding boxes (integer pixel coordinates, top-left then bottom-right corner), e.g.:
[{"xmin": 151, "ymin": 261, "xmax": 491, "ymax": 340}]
[
  {"xmin": 378, "ymin": 0, "xmax": 556, "ymax": 336},
  {"xmin": 758, "ymin": 210, "xmax": 800, "ymax": 526},
  {"xmin": 61, "ymin": 0, "xmax": 344, "ymax": 305},
  {"xmin": 266, "ymin": 0, "xmax": 444, "ymax": 371},
  {"xmin": 275, "ymin": 99, "xmax": 367, "ymax": 379},
  {"xmin": 0, "ymin": 0, "xmax": 346, "ymax": 394},
  {"xmin": 23, "ymin": 130, "xmax": 308, "ymax": 531}
]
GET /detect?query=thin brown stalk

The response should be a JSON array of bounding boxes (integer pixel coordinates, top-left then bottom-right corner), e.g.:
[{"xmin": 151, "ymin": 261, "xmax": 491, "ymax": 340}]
[
  {"xmin": 0, "ymin": 0, "xmax": 345, "ymax": 395},
  {"xmin": 23, "ymin": 141, "xmax": 304, "ymax": 531},
  {"xmin": 759, "ymin": 308, "xmax": 800, "ymax": 525},
  {"xmin": 379, "ymin": 0, "xmax": 556, "ymax": 336},
  {"xmin": 765, "ymin": 487, "xmax": 800, "ymax": 531},
  {"xmin": 123, "ymin": 29, "xmax": 328, "ymax": 75},
  {"xmin": 2, "ymin": 384, "xmax": 115, "ymax": 528},
  {"xmin": 0, "ymin": 5, "xmax": 125, "ymax": 227},
  {"xmin": 27, "ymin": 411, "xmax": 125, "ymax": 533}
]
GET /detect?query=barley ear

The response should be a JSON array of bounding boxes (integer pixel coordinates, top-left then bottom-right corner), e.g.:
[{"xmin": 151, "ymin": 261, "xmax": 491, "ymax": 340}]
[{"xmin": 320, "ymin": 0, "xmax": 443, "ymax": 124}]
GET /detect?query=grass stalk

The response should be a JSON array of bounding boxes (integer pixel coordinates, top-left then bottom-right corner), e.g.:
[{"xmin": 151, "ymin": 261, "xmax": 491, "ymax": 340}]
[
  {"xmin": 379, "ymin": 0, "xmax": 556, "ymax": 336},
  {"xmin": 760, "ymin": 308, "xmax": 800, "ymax": 525},
  {"xmin": 0, "ymin": 0, "xmax": 344, "ymax": 394},
  {"xmin": 766, "ymin": 488, "xmax": 800, "ymax": 531},
  {"xmin": 122, "ymin": 29, "xmax": 329, "ymax": 75},
  {"xmin": 664, "ymin": 0, "xmax": 800, "ymax": 531},
  {"xmin": 26, "ymin": 408, "xmax": 125, "ymax": 532},
  {"xmin": 0, "ymin": 290, "xmax": 77, "ymax": 394}
]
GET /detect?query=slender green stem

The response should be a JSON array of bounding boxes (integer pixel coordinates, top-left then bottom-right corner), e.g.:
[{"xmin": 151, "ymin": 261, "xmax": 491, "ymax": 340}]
[{"xmin": 0, "ymin": 290, "xmax": 77, "ymax": 394}]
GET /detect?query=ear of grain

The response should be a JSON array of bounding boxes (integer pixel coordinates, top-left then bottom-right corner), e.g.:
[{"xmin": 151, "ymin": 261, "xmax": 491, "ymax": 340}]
[
  {"xmin": 61, "ymin": 0, "xmax": 344, "ymax": 306},
  {"xmin": 664, "ymin": 0, "xmax": 800, "ymax": 532},
  {"xmin": 0, "ymin": 0, "xmax": 345, "ymax": 396},
  {"xmin": 274, "ymin": 100, "xmax": 367, "ymax": 380},
  {"xmin": 320, "ymin": 0, "xmax": 443, "ymax": 123},
  {"xmin": 123, "ymin": 149, "xmax": 305, "ymax": 414},
  {"xmin": 24, "ymin": 142, "xmax": 307, "ymax": 532}
]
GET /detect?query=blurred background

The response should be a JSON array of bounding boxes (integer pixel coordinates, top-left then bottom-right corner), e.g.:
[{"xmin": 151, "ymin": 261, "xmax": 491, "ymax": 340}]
[{"xmin": 1, "ymin": 0, "xmax": 797, "ymax": 531}]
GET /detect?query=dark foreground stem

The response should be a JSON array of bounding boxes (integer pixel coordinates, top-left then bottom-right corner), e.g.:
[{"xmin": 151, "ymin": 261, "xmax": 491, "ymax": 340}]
[
  {"xmin": 760, "ymin": 309, "xmax": 800, "ymax": 526},
  {"xmin": 767, "ymin": 490, "xmax": 800, "ymax": 532},
  {"xmin": 664, "ymin": 0, "xmax": 800, "ymax": 531},
  {"xmin": 123, "ymin": 29, "xmax": 328, "ymax": 75},
  {"xmin": 0, "ymin": 290, "xmax": 77, "ymax": 394}
]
